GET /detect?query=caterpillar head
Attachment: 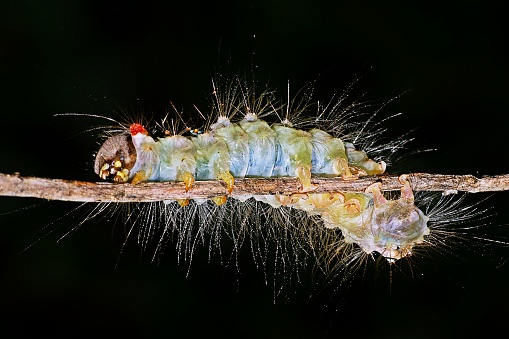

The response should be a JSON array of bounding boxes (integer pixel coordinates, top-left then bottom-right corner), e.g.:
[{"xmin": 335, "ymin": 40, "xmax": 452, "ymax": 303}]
[{"xmin": 94, "ymin": 133, "xmax": 137, "ymax": 183}]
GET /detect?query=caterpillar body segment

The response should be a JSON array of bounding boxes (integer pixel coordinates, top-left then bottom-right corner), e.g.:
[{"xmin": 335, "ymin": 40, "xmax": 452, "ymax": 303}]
[
  {"xmin": 309, "ymin": 128, "xmax": 349, "ymax": 177},
  {"xmin": 345, "ymin": 142, "xmax": 387, "ymax": 176},
  {"xmin": 130, "ymin": 131, "xmax": 160, "ymax": 184},
  {"xmin": 271, "ymin": 123, "xmax": 315, "ymax": 191},
  {"xmin": 238, "ymin": 116, "xmax": 278, "ymax": 178},
  {"xmin": 157, "ymin": 135, "xmax": 196, "ymax": 191},
  {"xmin": 191, "ymin": 131, "xmax": 233, "ymax": 193},
  {"xmin": 210, "ymin": 117, "xmax": 250, "ymax": 178},
  {"xmin": 94, "ymin": 113, "xmax": 429, "ymax": 261}
]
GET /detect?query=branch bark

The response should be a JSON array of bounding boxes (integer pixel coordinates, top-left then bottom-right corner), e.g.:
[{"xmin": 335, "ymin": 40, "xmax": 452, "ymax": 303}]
[{"xmin": 1, "ymin": 172, "xmax": 508, "ymax": 203}]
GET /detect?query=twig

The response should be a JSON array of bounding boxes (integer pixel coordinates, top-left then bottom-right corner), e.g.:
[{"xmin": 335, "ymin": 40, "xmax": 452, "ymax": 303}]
[{"xmin": 1, "ymin": 172, "xmax": 508, "ymax": 203}]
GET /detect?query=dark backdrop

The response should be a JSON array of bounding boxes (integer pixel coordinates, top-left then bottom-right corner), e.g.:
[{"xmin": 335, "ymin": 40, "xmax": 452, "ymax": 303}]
[{"xmin": 1, "ymin": 1, "xmax": 508, "ymax": 338}]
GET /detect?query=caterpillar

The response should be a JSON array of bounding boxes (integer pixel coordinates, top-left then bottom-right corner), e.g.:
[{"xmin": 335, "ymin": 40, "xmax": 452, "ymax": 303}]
[
  {"xmin": 4, "ymin": 3, "xmax": 509, "ymax": 337},
  {"xmin": 93, "ymin": 78, "xmax": 429, "ymax": 266},
  {"xmin": 2, "ymin": 70, "xmax": 498, "ymax": 297}
]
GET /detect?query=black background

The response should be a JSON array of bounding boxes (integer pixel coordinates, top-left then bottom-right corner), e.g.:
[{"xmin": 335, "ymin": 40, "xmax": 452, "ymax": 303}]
[{"xmin": 1, "ymin": 1, "xmax": 509, "ymax": 338}]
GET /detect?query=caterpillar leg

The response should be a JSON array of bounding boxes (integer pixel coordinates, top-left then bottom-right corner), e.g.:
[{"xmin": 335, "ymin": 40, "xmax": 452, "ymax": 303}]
[
  {"xmin": 333, "ymin": 157, "xmax": 386, "ymax": 181},
  {"xmin": 305, "ymin": 193, "xmax": 345, "ymax": 209},
  {"xmin": 398, "ymin": 174, "xmax": 415, "ymax": 202},
  {"xmin": 295, "ymin": 164, "xmax": 318, "ymax": 192},
  {"xmin": 276, "ymin": 193, "xmax": 309, "ymax": 207},
  {"xmin": 178, "ymin": 171, "xmax": 195, "ymax": 192},
  {"xmin": 365, "ymin": 174, "xmax": 414, "ymax": 206},
  {"xmin": 211, "ymin": 196, "xmax": 228, "ymax": 206},
  {"xmin": 344, "ymin": 197, "xmax": 362, "ymax": 214},
  {"xmin": 365, "ymin": 182, "xmax": 386, "ymax": 207},
  {"xmin": 332, "ymin": 157, "xmax": 355, "ymax": 180},
  {"xmin": 217, "ymin": 171, "xmax": 235, "ymax": 194},
  {"xmin": 131, "ymin": 170, "xmax": 150, "ymax": 185},
  {"xmin": 345, "ymin": 142, "xmax": 387, "ymax": 176},
  {"xmin": 176, "ymin": 199, "xmax": 190, "ymax": 207}
]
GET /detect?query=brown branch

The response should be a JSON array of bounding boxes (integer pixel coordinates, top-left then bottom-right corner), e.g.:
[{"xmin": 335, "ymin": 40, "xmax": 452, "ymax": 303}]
[{"xmin": 1, "ymin": 172, "xmax": 509, "ymax": 203}]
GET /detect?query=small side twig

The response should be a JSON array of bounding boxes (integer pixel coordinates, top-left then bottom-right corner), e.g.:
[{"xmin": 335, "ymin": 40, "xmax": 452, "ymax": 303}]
[{"xmin": 1, "ymin": 172, "xmax": 508, "ymax": 203}]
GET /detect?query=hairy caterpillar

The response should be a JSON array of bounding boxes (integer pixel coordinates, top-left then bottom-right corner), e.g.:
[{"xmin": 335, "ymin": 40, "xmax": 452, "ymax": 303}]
[
  {"xmin": 3, "ymin": 3, "xmax": 509, "ymax": 338},
  {"xmin": 2, "ymin": 56, "xmax": 507, "ymax": 339},
  {"xmin": 91, "ymin": 77, "xmax": 431, "ymax": 270},
  {"xmin": 2, "ymin": 67, "xmax": 501, "ymax": 299}
]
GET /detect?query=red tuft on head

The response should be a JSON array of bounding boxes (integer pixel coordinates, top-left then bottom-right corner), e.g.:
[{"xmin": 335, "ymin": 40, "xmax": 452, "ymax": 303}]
[{"xmin": 130, "ymin": 123, "xmax": 148, "ymax": 136}]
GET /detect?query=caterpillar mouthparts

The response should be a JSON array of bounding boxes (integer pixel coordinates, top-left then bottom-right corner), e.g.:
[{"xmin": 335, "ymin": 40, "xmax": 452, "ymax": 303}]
[{"xmin": 94, "ymin": 110, "xmax": 428, "ymax": 262}]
